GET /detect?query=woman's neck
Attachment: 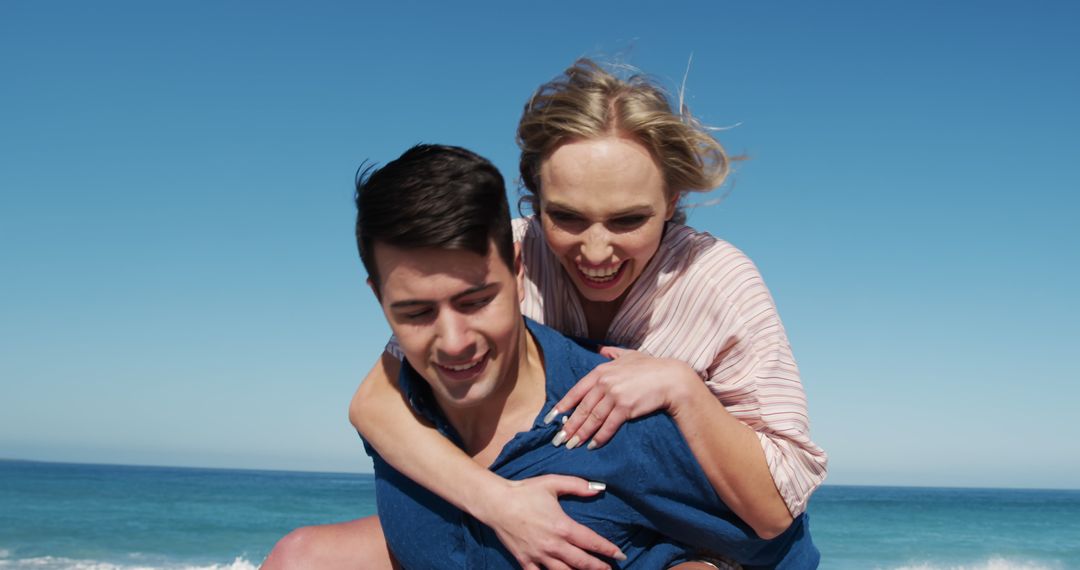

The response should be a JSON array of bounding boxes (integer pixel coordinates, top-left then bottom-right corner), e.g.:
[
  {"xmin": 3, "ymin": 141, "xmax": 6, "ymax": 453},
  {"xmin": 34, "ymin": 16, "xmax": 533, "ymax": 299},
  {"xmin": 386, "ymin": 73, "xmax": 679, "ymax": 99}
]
[{"xmin": 580, "ymin": 294, "xmax": 625, "ymax": 341}]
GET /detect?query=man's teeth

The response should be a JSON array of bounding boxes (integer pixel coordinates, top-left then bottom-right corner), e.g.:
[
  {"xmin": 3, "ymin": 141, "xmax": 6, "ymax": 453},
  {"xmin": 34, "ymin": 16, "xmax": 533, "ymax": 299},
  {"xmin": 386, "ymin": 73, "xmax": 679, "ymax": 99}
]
[
  {"xmin": 578, "ymin": 262, "xmax": 622, "ymax": 281},
  {"xmin": 445, "ymin": 361, "xmax": 480, "ymax": 371}
]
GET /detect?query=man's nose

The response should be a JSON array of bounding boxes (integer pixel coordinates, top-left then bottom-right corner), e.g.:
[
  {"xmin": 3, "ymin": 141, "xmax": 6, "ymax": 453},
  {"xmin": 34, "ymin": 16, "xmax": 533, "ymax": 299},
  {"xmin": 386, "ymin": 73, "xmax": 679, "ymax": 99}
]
[{"xmin": 435, "ymin": 311, "xmax": 475, "ymax": 359}]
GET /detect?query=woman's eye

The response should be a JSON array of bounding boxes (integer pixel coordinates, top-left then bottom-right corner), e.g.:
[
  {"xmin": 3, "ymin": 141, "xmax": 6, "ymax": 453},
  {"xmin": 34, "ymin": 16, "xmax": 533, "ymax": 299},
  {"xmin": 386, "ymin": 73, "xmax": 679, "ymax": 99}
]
[
  {"xmin": 611, "ymin": 215, "xmax": 648, "ymax": 229},
  {"xmin": 548, "ymin": 211, "xmax": 584, "ymax": 226}
]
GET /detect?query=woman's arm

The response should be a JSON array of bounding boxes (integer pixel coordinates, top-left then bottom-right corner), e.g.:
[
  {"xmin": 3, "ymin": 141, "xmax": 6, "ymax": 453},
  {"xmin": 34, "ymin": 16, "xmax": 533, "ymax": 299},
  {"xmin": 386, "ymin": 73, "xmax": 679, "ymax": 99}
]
[
  {"xmin": 665, "ymin": 364, "xmax": 795, "ymax": 539},
  {"xmin": 551, "ymin": 238, "xmax": 828, "ymax": 536},
  {"xmin": 550, "ymin": 349, "xmax": 793, "ymax": 539},
  {"xmin": 350, "ymin": 352, "xmax": 625, "ymax": 570}
]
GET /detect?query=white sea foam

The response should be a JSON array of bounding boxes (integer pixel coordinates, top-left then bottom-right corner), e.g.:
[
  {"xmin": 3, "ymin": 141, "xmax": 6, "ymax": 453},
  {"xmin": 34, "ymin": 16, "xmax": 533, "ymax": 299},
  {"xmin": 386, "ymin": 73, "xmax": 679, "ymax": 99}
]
[
  {"xmin": 889, "ymin": 557, "xmax": 1063, "ymax": 570},
  {"xmin": 0, "ymin": 556, "xmax": 258, "ymax": 570}
]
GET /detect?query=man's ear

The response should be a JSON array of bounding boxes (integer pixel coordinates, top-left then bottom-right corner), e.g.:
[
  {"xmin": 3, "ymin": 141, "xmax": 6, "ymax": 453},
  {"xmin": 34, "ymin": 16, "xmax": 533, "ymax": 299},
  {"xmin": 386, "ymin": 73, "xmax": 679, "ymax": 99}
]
[
  {"xmin": 367, "ymin": 277, "xmax": 382, "ymax": 303},
  {"xmin": 514, "ymin": 242, "xmax": 525, "ymax": 304}
]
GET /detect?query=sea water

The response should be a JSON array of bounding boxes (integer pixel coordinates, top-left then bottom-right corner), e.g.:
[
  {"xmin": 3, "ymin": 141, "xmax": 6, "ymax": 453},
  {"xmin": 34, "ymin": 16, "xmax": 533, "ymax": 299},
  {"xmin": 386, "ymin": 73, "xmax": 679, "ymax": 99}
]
[
  {"xmin": 0, "ymin": 460, "xmax": 374, "ymax": 569},
  {"xmin": 2, "ymin": 459, "xmax": 1077, "ymax": 569}
]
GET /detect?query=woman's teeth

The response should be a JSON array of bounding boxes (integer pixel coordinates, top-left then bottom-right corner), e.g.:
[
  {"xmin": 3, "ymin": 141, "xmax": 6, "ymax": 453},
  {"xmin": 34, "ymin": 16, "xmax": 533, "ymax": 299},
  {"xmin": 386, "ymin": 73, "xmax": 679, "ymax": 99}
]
[{"xmin": 578, "ymin": 262, "xmax": 622, "ymax": 281}]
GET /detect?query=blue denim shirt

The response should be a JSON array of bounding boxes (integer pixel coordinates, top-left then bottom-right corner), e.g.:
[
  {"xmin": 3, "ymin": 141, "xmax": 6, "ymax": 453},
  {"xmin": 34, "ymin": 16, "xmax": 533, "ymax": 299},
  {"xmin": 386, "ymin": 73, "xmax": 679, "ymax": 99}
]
[{"xmin": 365, "ymin": 318, "xmax": 818, "ymax": 569}]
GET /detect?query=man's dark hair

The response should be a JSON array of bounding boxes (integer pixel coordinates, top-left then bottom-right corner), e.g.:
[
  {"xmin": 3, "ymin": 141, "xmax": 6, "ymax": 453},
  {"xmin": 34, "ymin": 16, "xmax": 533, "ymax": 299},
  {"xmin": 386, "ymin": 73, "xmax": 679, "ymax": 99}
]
[{"xmin": 355, "ymin": 144, "xmax": 514, "ymax": 289}]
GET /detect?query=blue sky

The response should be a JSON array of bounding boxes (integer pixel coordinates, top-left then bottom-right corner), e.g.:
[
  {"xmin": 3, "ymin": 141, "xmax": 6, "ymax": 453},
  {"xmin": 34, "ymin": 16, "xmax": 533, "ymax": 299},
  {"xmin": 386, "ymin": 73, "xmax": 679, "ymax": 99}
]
[{"xmin": 1, "ymin": 1, "xmax": 1077, "ymax": 489}]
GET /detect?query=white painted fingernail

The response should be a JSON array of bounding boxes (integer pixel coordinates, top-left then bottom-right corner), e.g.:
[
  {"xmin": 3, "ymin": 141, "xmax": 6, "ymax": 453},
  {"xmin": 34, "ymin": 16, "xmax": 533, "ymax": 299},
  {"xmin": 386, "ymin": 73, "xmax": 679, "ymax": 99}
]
[
  {"xmin": 613, "ymin": 548, "xmax": 626, "ymax": 561},
  {"xmin": 561, "ymin": 415, "xmax": 568, "ymax": 424},
  {"xmin": 587, "ymin": 481, "xmax": 606, "ymax": 492},
  {"xmin": 542, "ymin": 408, "xmax": 559, "ymax": 425},
  {"xmin": 587, "ymin": 440, "xmax": 598, "ymax": 450},
  {"xmin": 551, "ymin": 430, "xmax": 567, "ymax": 447},
  {"xmin": 566, "ymin": 435, "xmax": 580, "ymax": 449}
]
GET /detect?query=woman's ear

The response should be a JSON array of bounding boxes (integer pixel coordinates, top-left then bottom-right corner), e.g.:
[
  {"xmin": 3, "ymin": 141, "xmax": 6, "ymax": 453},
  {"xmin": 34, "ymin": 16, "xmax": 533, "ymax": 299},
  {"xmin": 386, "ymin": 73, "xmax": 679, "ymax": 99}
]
[{"xmin": 665, "ymin": 192, "xmax": 680, "ymax": 221}]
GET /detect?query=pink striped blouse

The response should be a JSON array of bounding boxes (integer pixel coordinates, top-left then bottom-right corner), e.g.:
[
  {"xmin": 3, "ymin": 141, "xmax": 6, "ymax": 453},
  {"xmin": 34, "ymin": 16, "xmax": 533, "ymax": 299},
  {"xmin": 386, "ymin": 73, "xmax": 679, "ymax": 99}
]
[{"xmin": 514, "ymin": 217, "xmax": 828, "ymax": 516}]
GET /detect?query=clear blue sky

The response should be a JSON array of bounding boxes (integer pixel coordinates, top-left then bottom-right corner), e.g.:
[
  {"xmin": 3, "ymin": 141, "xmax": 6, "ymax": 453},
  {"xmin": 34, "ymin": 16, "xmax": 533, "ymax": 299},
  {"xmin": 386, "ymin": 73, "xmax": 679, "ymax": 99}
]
[{"xmin": 2, "ymin": 1, "xmax": 1077, "ymax": 489}]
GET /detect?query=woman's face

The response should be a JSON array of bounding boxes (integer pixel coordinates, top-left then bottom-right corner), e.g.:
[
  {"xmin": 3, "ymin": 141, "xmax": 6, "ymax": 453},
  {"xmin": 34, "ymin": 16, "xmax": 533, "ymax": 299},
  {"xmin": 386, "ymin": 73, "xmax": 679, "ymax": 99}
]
[{"xmin": 538, "ymin": 136, "xmax": 675, "ymax": 305}]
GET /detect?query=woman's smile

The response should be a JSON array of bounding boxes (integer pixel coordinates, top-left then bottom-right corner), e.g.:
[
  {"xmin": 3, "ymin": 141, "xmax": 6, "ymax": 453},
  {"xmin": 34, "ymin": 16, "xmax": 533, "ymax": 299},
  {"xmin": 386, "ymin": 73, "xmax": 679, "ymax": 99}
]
[{"xmin": 575, "ymin": 260, "xmax": 628, "ymax": 288}]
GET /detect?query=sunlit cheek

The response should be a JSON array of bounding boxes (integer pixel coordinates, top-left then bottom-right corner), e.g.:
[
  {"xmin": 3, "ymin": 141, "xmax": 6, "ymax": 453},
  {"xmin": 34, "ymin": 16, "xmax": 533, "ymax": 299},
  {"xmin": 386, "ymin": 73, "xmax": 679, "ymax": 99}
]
[
  {"xmin": 623, "ymin": 231, "xmax": 662, "ymax": 262},
  {"xmin": 546, "ymin": 232, "xmax": 576, "ymax": 257}
]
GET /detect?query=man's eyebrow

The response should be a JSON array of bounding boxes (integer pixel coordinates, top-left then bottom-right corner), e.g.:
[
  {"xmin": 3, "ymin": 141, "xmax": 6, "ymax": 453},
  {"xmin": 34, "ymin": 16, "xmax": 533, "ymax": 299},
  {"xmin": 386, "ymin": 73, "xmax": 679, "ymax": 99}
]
[
  {"xmin": 388, "ymin": 299, "xmax": 432, "ymax": 310},
  {"xmin": 452, "ymin": 282, "xmax": 497, "ymax": 301},
  {"xmin": 388, "ymin": 283, "xmax": 497, "ymax": 309}
]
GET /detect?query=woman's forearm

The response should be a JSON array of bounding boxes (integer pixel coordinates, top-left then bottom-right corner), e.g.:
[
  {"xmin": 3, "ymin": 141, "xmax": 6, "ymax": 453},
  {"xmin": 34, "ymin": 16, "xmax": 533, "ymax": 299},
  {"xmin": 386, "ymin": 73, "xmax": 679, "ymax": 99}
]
[
  {"xmin": 669, "ymin": 378, "xmax": 794, "ymax": 539},
  {"xmin": 349, "ymin": 353, "xmax": 624, "ymax": 568},
  {"xmin": 550, "ymin": 349, "xmax": 796, "ymax": 538},
  {"xmin": 349, "ymin": 352, "xmax": 505, "ymax": 516}
]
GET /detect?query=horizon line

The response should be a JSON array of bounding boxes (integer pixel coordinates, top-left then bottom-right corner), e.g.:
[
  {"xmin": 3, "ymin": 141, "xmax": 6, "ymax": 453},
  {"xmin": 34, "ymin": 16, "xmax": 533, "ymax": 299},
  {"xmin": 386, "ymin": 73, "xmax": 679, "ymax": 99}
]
[{"xmin": 3, "ymin": 456, "xmax": 1077, "ymax": 493}]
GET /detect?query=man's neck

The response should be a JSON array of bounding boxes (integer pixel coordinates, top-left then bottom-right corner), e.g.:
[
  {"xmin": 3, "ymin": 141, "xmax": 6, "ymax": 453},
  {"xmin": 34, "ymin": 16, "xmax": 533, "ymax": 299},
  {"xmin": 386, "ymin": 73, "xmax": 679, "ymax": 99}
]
[{"xmin": 441, "ymin": 320, "xmax": 547, "ymax": 465}]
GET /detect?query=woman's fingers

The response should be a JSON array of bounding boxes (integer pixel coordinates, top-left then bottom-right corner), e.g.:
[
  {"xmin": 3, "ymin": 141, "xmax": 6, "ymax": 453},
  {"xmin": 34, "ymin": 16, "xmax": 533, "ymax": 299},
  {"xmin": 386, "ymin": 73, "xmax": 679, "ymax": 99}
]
[
  {"xmin": 548, "ymin": 370, "xmax": 600, "ymax": 424},
  {"xmin": 492, "ymin": 475, "xmax": 622, "ymax": 569},
  {"xmin": 558, "ymin": 531, "xmax": 626, "ymax": 569},
  {"xmin": 548, "ymin": 515, "xmax": 627, "ymax": 568},
  {"xmin": 537, "ymin": 475, "xmax": 626, "ymax": 567},
  {"xmin": 538, "ymin": 474, "xmax": 605, "ymax": 496},
  {"xmin": 553, "ymin": 378, "xmax": 607, "ymax": 446},
  {"xmin": 585, "ymin": 407, "xmax": 629, "ymax": 449},
  {"xmin": 552, "ymin": 350, "xmax": 679, "ymax": 450},
  {"xmin": 562, "ymin": 394, "xmax": 615, "ymax": 449},
  {"xmin": 537, "ymin": 537, "xmax": 618, "ymax": 570},
  {"xmin": 598, "ymin": 345, "xmax": 627, "ymax": 359},
  {"xmin": 538, "ymin": 559, "xmax": 571, "ymax": 570}
]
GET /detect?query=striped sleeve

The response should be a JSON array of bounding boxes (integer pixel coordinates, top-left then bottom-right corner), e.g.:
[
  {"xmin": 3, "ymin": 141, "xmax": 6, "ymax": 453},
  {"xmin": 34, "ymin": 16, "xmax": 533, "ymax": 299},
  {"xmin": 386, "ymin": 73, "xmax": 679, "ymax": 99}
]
[
  {"xmin": 692, "ymin": 242, "xmax": 827, "ymax": 516},
  {"xmin": 384, "ymin": 337, "xmax": 404, "ymax": 360}
]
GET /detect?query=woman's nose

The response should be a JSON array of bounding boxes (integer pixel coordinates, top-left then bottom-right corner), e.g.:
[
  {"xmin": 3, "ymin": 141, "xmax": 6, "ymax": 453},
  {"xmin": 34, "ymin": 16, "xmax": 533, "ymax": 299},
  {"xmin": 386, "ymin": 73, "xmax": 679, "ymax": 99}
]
[{"xmin": 580, "ymin": 225, "xmax": 614, "ymax": 264}]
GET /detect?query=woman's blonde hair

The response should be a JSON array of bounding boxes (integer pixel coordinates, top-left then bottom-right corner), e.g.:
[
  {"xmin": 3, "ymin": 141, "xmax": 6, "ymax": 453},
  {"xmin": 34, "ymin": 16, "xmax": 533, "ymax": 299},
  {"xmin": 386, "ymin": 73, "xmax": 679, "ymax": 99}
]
[{"xmin": 517, "ymin": 58, "xmax": 732, "ymax": 224}]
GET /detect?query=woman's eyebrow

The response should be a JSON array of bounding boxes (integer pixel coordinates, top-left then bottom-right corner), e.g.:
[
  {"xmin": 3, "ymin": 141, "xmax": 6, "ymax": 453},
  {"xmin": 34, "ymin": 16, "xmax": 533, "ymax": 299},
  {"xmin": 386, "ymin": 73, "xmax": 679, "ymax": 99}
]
[
  {"xmin": 608, "ymin": 205, "xmax": 655, "ymax": 217},
  {"xmin": 545, "ymin": 202, "xmax": 655, "ymax": 218},
  {"xmin": 542, "ymin": 201, "xmax": 580, "ymax": 214}
]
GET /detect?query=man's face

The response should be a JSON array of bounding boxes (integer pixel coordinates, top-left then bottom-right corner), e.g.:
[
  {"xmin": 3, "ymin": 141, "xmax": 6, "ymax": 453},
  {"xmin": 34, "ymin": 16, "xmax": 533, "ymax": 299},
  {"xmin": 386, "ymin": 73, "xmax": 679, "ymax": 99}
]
[{"xmin": 373, "ymin": 240, "xmax": 523, "ymax": 411}]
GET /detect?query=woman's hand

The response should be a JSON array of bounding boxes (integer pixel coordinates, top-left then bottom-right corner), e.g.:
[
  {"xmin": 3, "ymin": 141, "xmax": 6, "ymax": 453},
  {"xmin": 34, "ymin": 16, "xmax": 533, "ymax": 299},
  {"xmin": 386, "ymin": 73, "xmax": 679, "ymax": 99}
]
[
  {"xmin": 547, "ymin": 347, "xmax": 701, "ymax": 450},
  {"xmin": 474, "ymin": 475, "xmax": 626, "ymax": 570}
]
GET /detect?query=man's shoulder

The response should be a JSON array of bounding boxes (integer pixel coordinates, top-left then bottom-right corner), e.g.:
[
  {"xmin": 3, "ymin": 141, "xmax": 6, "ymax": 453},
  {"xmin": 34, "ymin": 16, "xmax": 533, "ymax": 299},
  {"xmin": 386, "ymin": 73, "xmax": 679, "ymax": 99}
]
[{"xmin": 525, "ymin": 318, "xmax": 607, "ymax": 389}]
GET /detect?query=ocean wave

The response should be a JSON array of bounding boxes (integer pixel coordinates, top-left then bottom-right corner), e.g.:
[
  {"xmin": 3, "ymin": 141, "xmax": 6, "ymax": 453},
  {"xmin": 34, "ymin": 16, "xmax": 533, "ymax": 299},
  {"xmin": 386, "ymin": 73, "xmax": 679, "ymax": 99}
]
[
  {"xmin": 889, "ymin": 557, "xmax": 1063, "ymax": 570},
  {"xmin": 0, "ymin": 556, "xmax": 258, "ymax": 570}
]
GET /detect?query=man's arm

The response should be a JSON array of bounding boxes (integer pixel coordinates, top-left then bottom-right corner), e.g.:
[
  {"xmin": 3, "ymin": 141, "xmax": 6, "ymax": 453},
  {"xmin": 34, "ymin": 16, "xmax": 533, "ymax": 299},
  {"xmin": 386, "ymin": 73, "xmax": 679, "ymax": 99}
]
[{"xmin": 350, "ymin": 352, "xmax": 623, "ymax": 570}]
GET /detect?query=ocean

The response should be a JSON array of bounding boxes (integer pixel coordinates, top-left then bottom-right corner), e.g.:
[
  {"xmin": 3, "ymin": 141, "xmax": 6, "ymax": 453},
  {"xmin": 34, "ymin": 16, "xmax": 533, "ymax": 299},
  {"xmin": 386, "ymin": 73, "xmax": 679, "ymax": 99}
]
[{"xmin": 1, "ymin": 459, "xmax": 1077, "ymax": 569}]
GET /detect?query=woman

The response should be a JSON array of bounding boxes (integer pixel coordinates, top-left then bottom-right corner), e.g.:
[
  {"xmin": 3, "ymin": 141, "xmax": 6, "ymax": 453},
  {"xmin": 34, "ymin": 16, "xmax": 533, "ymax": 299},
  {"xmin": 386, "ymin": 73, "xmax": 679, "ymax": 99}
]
[{"xmin": 265, "ymin": 59, "xmax": 827, "ymax": 570}]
